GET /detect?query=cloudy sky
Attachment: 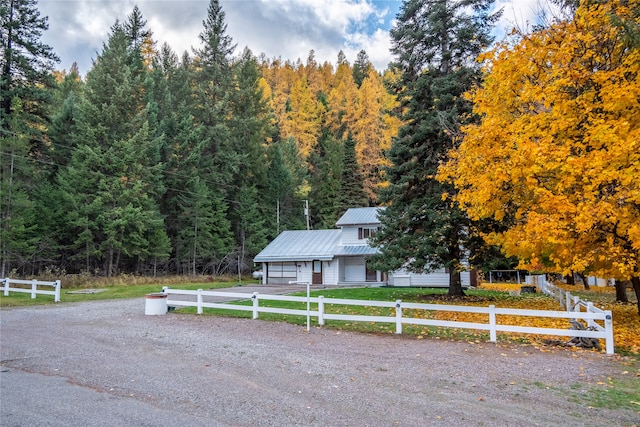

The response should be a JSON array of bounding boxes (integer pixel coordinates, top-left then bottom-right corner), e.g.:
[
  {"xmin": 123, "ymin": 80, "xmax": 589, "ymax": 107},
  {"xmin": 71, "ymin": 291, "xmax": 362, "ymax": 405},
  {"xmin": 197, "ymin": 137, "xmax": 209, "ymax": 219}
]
[{"xmin": 37, "ymin": 0, "xmax": 551, "ymax": 76}]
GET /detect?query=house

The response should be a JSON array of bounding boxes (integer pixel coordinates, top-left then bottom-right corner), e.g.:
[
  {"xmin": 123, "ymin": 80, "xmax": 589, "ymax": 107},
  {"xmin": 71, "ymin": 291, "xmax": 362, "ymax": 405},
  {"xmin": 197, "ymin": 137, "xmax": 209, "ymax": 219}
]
[{"xmin": 253, "ymin": 207, "xmax": 471, "ymax": 288}]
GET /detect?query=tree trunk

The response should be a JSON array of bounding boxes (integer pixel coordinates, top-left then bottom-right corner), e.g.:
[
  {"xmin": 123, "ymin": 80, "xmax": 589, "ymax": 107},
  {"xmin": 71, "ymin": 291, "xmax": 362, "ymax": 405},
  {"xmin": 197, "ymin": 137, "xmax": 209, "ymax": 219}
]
[
  {"xmin": 631, "ymin": 276, "xmax": 640, "ymax": 316},
  {"xmin": 565, "ymin": 272, "xmax": 575, "ymax": 285},
  {"xmin": 447, "ymin": 269, "xmax": 465, "ymax": 296},
  {"xmin": 614, "ymin": 280, "xmax": 629, "ymax": 303},
  {"xmin": 576, "ymin": 272, "xmax": 590, "ymax": 290}
]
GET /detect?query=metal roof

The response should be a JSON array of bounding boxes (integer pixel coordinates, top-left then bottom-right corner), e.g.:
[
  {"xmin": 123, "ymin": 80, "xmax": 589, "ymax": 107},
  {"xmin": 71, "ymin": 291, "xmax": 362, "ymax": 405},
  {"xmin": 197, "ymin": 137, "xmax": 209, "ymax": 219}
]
[
  {"xmin": 335, "ymin": 207, "xmax": 383, "ymax": 227},
  {"xmin": 334, "ymin": 245, "xmax": 380, "ymax": 256},
  {"xmin": 254, "ymin": 230, "xmax": 342, "ymax": 262}
]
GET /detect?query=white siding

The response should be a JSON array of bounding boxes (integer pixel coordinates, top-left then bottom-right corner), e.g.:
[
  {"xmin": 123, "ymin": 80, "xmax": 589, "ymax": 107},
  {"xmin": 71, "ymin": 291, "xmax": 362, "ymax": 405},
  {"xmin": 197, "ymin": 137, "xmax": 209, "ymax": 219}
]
[
  {"xmin": 339, "ymin": 226, "xmax": 368, "ymax": 246},
  {"xmin": 323, "ymin": 260, "xmax": 339, "ymax": 286},
  {"xmin": 389, "ymin": 269, "xmax": 470, "ymax": 288}
]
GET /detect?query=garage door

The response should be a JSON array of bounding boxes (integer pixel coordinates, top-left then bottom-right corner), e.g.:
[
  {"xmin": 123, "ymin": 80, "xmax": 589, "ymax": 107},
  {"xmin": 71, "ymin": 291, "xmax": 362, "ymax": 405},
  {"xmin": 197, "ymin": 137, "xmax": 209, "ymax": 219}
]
[{"xmin": 344, "ymin": 257, "xmax": 365, "ymax": 282}]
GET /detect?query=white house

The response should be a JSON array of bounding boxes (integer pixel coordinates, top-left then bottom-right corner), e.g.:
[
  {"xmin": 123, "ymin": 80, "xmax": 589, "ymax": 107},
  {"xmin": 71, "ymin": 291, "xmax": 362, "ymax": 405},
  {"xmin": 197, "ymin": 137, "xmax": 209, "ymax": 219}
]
[{"xmin": 253, "ymin": 207, "xmax": 471, "ymax": 288}]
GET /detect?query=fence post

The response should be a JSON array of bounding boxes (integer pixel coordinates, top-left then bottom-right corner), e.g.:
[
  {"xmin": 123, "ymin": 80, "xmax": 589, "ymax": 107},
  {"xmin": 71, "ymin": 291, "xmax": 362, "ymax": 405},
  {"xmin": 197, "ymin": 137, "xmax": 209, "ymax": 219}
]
[
  {"xmin": 31, "ymin": 279, "xmax": 37, "ymax": 299},
  {"xmin": 318, "ymin": 296, "xmax": 325, "ymax": 326},
  {"xmin": 252, "ymin": 292, "xmax": 259, "ymax": 319},
  {"xmin": 565, "ymin": 291, "xmax": 572, "ymax": 312},
  {"xmin": 604, "ymin": 310, "xmax": 614, "ymax": 355},
  {"xmin": 488, "ymin": 305, "xmax": 497, "ymax": 342},
  {"xmin": 197, "ymin": 289, "xmax": 203, "ymax": 315},
  {"xmin": 3, "ymin": 278, "xmax": 8, "ymax": 296},
  {"xmin": 395, "ymin": 300, "xmax": 402, "ymax": 334},
  {"xmin": 586, "ymin": 302, "xmax": 596, "ymax": 329},
  {"xmin": 54, "ymin": 280, "xmax": 61, "ymax": 302}
]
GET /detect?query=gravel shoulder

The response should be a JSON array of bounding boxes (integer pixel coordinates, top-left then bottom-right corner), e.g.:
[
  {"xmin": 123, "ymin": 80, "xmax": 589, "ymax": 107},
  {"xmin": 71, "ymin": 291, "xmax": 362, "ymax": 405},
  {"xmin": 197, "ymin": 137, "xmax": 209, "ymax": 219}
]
[{"xmin": 1, "ymin": 295, "xmax": 639, "ymax": 426}]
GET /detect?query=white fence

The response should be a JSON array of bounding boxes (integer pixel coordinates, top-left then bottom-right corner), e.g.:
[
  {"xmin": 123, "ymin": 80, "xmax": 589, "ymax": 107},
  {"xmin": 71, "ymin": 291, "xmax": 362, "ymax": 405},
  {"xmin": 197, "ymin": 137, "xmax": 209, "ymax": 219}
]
[
  {"xmin": 162, "ymin": 285, "xmax": 615, "ymax": 354},
  {"xmin": 536, "ymin": 276, "xmax": 613, "ymax": 349},
  {"xmin": 2, "ymin": 278, "xmax": 61, "ymax": 302}
]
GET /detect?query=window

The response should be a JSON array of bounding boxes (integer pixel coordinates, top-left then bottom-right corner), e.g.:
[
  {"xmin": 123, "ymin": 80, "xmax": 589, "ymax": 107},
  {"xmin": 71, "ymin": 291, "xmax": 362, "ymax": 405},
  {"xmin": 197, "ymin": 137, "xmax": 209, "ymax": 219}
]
[{"xmin": 358, "ymin": 227, "xmax": 378, "ymax": 239}]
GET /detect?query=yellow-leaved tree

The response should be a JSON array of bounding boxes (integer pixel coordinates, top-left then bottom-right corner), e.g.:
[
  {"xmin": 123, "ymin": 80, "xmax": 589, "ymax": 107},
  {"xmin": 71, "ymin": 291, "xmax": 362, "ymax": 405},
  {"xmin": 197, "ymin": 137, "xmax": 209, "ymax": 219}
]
[{"xmin": 439, "ymin": 0, "xmax": 640, "ymax": 313}]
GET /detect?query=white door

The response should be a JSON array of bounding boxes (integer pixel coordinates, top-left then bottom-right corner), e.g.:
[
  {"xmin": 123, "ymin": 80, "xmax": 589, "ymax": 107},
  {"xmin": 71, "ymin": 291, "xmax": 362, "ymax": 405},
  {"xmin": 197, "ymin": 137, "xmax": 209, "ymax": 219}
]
[{"xmin": 344, "ymin": 257, "xmax": 366, "ymax": 282}]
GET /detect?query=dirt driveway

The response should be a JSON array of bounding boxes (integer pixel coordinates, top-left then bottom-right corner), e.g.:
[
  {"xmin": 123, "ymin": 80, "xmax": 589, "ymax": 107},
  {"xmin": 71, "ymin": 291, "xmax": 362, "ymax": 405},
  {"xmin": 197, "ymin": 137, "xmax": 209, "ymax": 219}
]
[{"xmin": 1, "ymin": 295, "xmax": 638, "ymax": 426}]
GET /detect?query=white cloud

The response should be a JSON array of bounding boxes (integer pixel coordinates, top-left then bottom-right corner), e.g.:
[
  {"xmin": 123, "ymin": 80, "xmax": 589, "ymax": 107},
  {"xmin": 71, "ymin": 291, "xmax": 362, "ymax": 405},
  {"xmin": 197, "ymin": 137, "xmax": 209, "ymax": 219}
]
[{"xmin": 36, "ymin": 0, "xmax": 557, "ymax": 76}]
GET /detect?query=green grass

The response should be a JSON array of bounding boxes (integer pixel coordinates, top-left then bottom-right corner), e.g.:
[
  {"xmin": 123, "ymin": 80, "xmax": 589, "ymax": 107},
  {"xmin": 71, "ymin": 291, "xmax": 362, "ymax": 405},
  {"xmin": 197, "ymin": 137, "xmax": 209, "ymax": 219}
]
[
  {"xmin": 0, "ymin": 280, "xmax": 247, "ymax": 307},
  {"xmin": 178, "ymin": 286, "xmax": 536, "ymax": 340},
  {"xmin": 568, "ymin": 377, "xmax": 640, "ymax": 411}
]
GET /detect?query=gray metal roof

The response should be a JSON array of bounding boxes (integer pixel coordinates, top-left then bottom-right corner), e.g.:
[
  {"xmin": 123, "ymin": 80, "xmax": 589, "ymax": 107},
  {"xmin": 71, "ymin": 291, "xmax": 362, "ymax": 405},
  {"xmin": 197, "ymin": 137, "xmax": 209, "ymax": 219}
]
[
  {"xmin": 334, "ymin": 245, "xmax": 380, "ymax": 256},
  {"xmin": 254, "ymin": 230, "xmax": 342, "ymax": 262},
  {"xmin": 335, "ymin": 207, "xmax": 383, "ymax": 227}
]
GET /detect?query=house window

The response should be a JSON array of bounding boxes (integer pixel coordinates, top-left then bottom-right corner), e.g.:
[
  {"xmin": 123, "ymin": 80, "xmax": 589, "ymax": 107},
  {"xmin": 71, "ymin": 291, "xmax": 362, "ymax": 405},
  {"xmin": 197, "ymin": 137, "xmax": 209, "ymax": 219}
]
[{"xmin": 358, "ymin": 227, "xmax": 378, "ymax": 239}]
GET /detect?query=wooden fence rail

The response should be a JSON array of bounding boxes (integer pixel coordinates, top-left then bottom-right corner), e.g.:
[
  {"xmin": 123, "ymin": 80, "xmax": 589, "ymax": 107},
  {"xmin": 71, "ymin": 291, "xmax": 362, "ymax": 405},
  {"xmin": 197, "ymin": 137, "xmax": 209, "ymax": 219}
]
[
  {"xmin": 161, "ymin": 285, "xmax": 614, "ymax": 354},
  {"xmin": 2, "ymin": 278, "xmax": 61, "ymax": 302}
]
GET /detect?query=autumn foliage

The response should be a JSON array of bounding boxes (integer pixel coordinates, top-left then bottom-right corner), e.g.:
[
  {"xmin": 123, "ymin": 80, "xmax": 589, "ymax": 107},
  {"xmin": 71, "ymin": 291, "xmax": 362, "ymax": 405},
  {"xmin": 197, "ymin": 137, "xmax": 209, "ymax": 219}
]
[
  {"xmin": 439, "ymin": 0, "xmax": 640, "ymax": 308},
  {"xmin": 260, "ymin": 56, "xmax": 401, "ymax": 203}
]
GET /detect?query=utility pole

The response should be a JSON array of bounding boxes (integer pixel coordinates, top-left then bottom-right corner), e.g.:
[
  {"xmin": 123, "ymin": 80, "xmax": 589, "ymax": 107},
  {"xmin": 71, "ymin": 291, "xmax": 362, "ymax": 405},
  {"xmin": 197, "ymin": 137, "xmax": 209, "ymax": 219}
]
[{"xmin": 304, "ymin": 200, "xmax": 310, "ymax": 230}]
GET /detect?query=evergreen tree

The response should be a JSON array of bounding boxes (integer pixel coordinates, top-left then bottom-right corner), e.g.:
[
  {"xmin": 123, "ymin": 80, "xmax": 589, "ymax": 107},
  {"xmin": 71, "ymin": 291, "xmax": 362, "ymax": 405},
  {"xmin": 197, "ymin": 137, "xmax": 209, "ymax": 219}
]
[
  {"xmin": 227, "ymin": 48, "xmax": 273, "ymax": 265},
  {"xmin": 149, "ymin": 43, "xmax": 206, "ymax": 274},
  {"xmin": 1, "ymin": 0, "xmax": 59, "ymax": 133},
  {"xmin": 338, "ymin": 132, "xmax": 368, "ymax": 214},
  {"xmin": 265, "ymin": 141, "xmax": 295, "ymax": 236},
  {"xmin": 56, "ymin": 16, "xmax": 169, "ymax": 276},
  {"xmin": 352, "ymin": 49, "xmax": 374, "ymax": 87},
  {"xmin": 308, "ymin": 129, "xmax": 343, "ymax": 229},
  {"xmin": 192, "ymin": 0, "xmax": 237, "ymax": 182},
  {"xmin": 371, "ymin": 0, "xmax": 501, "ymax": 296},
  {"xmin": 187, "ymin": 0, "xmax": 237, "ymax": 269},
  {"xmin": 1, "ymin": 0, "xmax": 58, "ymax": 275},
  {"xmin": 176, "ymin": 177, "xmax": 233, "ymax": 275}
]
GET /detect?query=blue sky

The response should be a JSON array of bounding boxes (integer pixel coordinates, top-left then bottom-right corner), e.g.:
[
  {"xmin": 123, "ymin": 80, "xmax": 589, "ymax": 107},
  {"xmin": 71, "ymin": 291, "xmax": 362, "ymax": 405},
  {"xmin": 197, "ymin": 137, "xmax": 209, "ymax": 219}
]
[{"xmin": 37, "ymin": 0, "xmax": 549, "ymax": 76}]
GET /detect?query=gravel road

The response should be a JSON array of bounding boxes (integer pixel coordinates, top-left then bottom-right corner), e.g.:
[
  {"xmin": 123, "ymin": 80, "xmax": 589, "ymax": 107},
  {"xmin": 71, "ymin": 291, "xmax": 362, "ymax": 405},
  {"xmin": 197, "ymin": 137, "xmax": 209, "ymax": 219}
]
[{"xmin": 1, "ymin": 292, "xmax": 638, "ymax": 427}]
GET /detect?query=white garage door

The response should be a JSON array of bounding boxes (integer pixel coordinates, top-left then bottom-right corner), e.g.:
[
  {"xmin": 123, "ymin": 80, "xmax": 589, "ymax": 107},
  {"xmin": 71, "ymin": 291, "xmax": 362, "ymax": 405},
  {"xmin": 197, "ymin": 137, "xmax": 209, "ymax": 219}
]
[{"xmin": 344, "ymin": 257, "xmax": 366, "ymax": 282}]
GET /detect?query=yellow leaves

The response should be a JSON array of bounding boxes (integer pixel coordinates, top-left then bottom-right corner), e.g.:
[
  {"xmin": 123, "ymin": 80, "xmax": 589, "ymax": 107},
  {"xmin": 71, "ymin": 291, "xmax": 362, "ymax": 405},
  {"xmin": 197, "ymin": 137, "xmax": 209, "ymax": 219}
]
[{"xmin": 439, "ymin": 0, "xmax": 640, "ymax": 278}]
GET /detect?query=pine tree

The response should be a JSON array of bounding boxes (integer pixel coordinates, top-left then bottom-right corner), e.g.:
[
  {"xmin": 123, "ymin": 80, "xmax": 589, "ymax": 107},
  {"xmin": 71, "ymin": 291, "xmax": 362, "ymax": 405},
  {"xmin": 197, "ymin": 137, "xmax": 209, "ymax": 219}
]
[
  {"xmin": 1, "ymin": 0, "xmax": 58, "ymax": 275},
  {"xmin": 371, "ymin": 0, "xmax": 501, "ymax": 296},
  {"xmin": 1, "ymin": 0, "xmax": 59, "ymax": 133}
]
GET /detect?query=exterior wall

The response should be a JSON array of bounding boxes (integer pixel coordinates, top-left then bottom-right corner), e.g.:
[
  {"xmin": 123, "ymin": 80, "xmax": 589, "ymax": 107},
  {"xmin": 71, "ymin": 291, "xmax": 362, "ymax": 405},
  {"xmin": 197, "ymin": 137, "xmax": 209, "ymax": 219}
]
[
  {"xmin": 338, "ymin": 226, "xmax": 370, "ymax": 246},
  {"xmin": 389, "ymin": 268, "xmax": 471, "ymax": 288},
  {"xmin": 264, "ymin": 260, "xmax": 340, "ymax": 285},
  {"xmin": 322, "ymin": 260, "xmax": 339, "ymax": 285}
]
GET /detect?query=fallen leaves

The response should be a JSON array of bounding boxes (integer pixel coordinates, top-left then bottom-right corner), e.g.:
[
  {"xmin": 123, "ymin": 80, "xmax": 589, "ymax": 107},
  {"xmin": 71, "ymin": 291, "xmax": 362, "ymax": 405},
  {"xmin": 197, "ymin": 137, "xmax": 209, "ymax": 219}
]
[{"xmin": 421, "ymin": 283, "xmax": 640, "ymax": 354}]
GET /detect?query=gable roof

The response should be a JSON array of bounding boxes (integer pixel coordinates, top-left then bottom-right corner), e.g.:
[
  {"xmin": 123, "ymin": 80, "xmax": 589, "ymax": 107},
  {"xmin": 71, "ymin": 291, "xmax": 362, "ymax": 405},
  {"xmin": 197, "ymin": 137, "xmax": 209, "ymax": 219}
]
[
  {"xmin": 335, "ymin": 207, "xmax": 383, "ymax": 227},
  {"xmin": 254, "ymin": 230, "xmax": 342, "ymax": 262}
]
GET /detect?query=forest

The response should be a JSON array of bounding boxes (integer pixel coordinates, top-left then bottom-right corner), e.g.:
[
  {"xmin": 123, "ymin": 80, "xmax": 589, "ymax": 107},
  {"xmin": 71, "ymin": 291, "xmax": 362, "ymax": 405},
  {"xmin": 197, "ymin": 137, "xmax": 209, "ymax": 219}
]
[{"xmin": 1, "ymin": 0, "xmax": 639, "ymax": 309}]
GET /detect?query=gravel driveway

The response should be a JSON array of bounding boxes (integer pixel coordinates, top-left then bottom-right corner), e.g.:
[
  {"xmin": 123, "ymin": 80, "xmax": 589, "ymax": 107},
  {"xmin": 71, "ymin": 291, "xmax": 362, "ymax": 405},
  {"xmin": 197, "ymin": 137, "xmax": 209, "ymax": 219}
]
[{"xmin": 1, "ymin": 293, "xmax": 638, "ymax": 426}]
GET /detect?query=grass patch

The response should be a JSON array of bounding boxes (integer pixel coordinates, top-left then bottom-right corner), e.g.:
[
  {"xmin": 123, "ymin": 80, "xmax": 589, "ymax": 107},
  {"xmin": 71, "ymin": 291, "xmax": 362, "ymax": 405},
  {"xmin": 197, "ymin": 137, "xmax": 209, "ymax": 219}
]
[
  {"xmin": 568, "ymin": 376, "xmax": 640, "ymax": 411},
  {"xmin": 174, "ymin": 286, "xmax": 553, "ymax": 343},
  {"xmin": 0, "ymin": 279, "xmax": 246, "ymax": 307}
]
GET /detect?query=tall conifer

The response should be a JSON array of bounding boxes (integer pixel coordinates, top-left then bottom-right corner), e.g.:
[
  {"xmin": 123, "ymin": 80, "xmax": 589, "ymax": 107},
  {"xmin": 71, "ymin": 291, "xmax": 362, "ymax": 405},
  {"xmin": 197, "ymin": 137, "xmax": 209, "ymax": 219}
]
[{"xmin": 371, "ymin": 0, "xmax": 501, "ymax": 295}]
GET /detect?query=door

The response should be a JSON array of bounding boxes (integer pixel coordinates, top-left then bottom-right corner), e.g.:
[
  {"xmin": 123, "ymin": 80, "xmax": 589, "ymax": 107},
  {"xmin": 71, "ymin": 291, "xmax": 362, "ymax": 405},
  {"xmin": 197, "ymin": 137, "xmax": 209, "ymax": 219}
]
[
  {"xmin": 365, "ymin": 262, "xmax": 377, "ymax": 282},
  {"xmin": 312, "ymin": 260, "xmax": 322, "ymax": 285}
]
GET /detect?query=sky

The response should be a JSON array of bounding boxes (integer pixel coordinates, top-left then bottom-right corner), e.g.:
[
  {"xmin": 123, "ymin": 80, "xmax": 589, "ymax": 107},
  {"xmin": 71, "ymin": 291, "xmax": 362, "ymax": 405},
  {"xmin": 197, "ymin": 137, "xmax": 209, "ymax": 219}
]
[{"xmin": 37, "ymin": 0, "xmax": 553, "ymax": 76}]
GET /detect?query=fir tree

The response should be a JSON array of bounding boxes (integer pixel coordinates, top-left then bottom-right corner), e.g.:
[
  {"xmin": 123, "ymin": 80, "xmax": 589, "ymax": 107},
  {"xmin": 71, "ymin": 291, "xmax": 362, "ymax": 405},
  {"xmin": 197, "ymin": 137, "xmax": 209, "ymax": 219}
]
[
  {"xmin": 308, "ymin": 129, "xmax": 343, "ymax": 229},
  {"xmin": 371, "ymin": 0, "xmax": 501, "ymax": 296},
  {"xmin": 1, "ymin": 0, "xmax": 58, "ymax": 275},
  {"xmin": 55, "ymin": 16, "xmax": 169, "ymax": 276},
  {"xmin": 338, "ymin": 132, "xmax": 368, "ymax": 214}
]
